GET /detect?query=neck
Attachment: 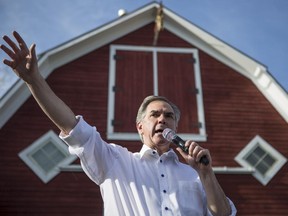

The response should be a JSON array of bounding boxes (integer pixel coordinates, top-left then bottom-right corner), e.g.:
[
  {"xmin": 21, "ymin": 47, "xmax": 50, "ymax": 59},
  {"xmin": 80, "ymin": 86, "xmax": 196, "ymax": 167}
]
[{"xmin": 146, "ymin": 143, "xmax": 170, "ymax": 156}]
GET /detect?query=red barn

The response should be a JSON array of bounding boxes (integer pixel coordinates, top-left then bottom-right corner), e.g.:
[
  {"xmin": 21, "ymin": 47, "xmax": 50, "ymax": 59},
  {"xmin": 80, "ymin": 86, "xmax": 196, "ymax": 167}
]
[{"xmin": 1, "ymin": 2, "xmax": 287, "ymax": 215}]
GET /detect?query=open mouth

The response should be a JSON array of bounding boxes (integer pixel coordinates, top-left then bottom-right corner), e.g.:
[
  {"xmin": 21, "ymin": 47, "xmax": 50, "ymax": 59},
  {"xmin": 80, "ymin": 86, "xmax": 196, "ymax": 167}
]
[{"xmin": 154, "ymin": 129, "xmax": 164, "ymax": 135}]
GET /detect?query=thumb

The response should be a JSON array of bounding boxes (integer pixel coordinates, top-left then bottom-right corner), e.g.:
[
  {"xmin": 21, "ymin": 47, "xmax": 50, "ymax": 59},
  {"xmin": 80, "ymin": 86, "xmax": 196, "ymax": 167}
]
[
  {"xmin": 30, "ymin": 43, "xmax": 36, "ymax": 58},
  {"xmin": 26, "ymin": 43, "xmax": 36, "ymax": 69}
]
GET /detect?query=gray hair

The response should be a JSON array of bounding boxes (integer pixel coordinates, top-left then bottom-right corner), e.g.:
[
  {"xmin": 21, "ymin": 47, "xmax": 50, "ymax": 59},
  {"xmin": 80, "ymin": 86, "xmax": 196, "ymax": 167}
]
[{"xmin": 136, "ymin": 95, "xmax": 181, "ymax": 124}]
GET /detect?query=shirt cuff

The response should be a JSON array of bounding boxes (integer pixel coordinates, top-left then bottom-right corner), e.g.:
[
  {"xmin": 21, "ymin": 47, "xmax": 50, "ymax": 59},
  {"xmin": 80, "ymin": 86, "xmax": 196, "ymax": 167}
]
[
  {"xmin": 59, "ymin": 115, "xmax": 94, "ymax": 148},
  {"xmin": 228, "ymin": 197, "xmax": 237, "ymax": 216}
]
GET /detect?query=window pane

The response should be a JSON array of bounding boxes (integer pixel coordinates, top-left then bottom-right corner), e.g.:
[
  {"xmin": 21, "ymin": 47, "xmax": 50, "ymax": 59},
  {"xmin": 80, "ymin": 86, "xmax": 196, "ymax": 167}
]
[
  {"xmin": 44, "ymin": 142, "xmax": 66, "ymax": 164},
  {"xmin": 254, "ymin": 146, "xmax": 265, "ymax": 158},
  {"xmin": 43, "ymin": 142, "xmax": 57, "ymax": 154},
  {"xmin": 31, "ymin": 149, "xmax": 55, "ymax": 173},
  {"xmin": 255, "ymin": 161, "xmax": 269, "ymax": 176},
  {"xmin": 31, "ymin": 143, "xmax": 67, "ymax": 173},
  {"xmin": 263, "ymin": 154, "xmax": 276, "ymax": 167},
  {"xmin": 52, "ymin": 150, "xmax": 66, "ymax": 164},
  {"xmin": 245, "ymin": 153, "xmax": 258, "ymax": 166}
]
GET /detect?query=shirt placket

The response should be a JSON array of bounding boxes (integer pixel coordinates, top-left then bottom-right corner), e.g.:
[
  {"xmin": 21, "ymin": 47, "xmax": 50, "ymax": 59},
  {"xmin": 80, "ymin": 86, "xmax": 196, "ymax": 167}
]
[{"xmin": 157, "ymin": 155, "xmax": 173, "ymax": 215}]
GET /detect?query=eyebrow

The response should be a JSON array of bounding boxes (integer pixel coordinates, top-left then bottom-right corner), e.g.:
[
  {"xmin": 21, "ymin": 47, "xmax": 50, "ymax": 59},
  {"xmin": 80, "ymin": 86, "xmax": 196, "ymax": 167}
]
[{"xmin": 150, "ymin": 110, "xmax": 174, "ymax": 116}]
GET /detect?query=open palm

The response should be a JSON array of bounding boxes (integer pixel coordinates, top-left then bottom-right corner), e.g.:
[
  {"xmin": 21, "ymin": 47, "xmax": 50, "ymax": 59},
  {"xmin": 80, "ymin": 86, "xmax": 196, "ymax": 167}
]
[{"xmin": 1, "ymin": 31, "xmax": 38, "ymax": 83}]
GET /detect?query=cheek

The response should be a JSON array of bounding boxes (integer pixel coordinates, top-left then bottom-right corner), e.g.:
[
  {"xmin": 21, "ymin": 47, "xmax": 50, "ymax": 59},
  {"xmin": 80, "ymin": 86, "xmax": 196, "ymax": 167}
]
[
  {"xmin": 145, "ymin": 122, "xmax": 154, "ymax": 132},
  {"xmin": 140, "ymin": 120, "xmax": 152, "ymax": 132},
  {"xmin": 168, "ymin": 120, "xmax": 177, "ymax": 130}
]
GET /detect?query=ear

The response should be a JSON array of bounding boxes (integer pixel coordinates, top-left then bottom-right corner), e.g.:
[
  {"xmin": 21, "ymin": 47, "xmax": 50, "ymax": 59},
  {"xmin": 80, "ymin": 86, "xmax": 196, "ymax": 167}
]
[
  {"xmin": 174, "ymin": 121, "xmax": 178, "ymax": 133},
  {"xmin": 136, "ymin": 122, "xmax": 143, "ymax": 134}
]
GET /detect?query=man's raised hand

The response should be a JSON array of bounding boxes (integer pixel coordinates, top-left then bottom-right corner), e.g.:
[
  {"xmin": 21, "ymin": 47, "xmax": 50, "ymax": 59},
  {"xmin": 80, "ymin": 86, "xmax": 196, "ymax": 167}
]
[{"xmin": 1, "ymin": 31, "xmax": 38, "ymax": 83}]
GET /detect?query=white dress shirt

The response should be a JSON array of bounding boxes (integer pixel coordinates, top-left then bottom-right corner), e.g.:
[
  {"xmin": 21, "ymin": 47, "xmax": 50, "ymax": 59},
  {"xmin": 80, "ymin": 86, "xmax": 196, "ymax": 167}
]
[{"xmin": 60, "ymin": 116, "xmax": 236, "ymax": 215}]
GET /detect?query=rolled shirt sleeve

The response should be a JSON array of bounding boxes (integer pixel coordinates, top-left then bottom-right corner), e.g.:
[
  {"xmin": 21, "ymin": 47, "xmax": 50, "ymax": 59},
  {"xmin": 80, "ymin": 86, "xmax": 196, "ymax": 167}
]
[{"xmin": 59, "ymin": 115, "xmax": 119, "ymax": 184}]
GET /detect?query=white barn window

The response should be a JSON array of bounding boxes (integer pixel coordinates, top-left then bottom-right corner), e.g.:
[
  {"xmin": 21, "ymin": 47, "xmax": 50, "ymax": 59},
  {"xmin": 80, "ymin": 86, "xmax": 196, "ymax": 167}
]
[
  {"xmin": 235, "ymin": 135, "xmax": 287, "ymax": 185},
  {"xmin": 18, "ymin": 130, "xmax": 77, "ymax": 183}
]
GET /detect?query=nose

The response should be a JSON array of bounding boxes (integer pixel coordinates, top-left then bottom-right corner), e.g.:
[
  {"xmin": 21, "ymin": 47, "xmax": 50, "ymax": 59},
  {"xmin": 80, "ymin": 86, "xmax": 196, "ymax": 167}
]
[{"xmin": 158, "ymin": 114, "xmax": 166, "ymax": 124}]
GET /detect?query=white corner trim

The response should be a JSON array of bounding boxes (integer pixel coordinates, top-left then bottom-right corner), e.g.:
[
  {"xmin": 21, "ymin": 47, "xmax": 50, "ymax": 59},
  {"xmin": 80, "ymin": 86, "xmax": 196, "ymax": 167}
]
[{"xmin": 252, "ymin": 67, "xmax": 288, "ymax": 122}]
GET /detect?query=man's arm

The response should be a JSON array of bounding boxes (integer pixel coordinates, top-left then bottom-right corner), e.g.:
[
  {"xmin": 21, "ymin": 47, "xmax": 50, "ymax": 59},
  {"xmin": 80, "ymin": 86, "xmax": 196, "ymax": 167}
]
[
  {"xmin": 198, "ymin": 169, "xmax": 232, "ymax": 215},
  {"xmin": 177, "ymin": 141, "xmax": 232, "ymax": 216},
  {"xmin": 1, "ymin": 31, "xmax": 77, "ymax": 134}
]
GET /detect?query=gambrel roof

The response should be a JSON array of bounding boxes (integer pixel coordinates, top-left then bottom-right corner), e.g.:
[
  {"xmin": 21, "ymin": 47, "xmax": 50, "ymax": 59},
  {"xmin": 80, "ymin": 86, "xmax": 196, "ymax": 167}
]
[{"xmin": 0, "ymin": 2, "xmax": 287, "ymax": 128}]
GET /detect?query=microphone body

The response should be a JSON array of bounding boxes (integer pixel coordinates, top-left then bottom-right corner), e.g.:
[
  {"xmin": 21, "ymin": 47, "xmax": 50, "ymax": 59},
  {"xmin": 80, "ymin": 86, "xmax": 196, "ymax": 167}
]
[{"xmin": 163, "ymin": 128, "xmax": 209, "ymax": 165}]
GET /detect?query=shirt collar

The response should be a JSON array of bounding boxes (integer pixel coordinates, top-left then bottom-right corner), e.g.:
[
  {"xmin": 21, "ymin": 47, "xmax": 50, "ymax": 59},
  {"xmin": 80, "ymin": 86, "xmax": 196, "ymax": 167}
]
[{"xmin": 139, "ymin": 144, "xmax": 179, "ymax": 162}]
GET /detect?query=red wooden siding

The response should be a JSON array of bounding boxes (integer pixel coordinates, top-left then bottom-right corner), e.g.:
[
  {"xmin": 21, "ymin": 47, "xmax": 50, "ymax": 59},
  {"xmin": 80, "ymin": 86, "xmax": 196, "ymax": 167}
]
[
  {"xmin": 0, "ymin": 22, "xmax": 287, "ymax": 216},
  {"xmin": 0, "ymin": 97, "xmax": 102, "ymax": 215}
]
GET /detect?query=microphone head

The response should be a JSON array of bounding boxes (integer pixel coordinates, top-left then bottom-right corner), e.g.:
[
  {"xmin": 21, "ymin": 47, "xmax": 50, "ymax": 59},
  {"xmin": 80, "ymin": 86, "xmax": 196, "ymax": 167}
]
[{"xmin": 162, "ymin": 128, "xmax": 176, "ymax": 142}]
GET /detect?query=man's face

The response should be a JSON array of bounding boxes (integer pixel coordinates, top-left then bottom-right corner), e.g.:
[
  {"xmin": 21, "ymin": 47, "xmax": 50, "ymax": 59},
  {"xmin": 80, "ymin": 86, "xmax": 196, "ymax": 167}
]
[{"xmin": 137, "ymin": 100, "xmax": 177, "ymax": 153}]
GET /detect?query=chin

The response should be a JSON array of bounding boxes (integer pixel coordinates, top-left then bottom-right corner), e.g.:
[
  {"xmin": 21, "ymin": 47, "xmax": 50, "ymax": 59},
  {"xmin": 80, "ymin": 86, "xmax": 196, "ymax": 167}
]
[{"xmin": 155, "ymin": 140, "xmax": 170, "ymax": 147}]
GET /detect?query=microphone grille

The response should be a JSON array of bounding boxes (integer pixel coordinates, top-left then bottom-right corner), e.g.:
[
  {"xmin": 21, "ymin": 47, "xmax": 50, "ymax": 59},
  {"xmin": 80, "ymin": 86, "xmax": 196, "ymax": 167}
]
[{"xmin": 162, "ymin": 128, "xmax": 176, "ymax": 142}]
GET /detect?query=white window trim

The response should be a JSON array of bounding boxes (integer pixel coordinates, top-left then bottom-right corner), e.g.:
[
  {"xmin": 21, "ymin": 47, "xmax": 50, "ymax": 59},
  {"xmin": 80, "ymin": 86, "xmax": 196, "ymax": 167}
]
[
  {"xmin": 107, "ymin": 45, "xmax": 207, "ymax": 141},
  {"xmin": 235, "ymin": 135, "xmax": 287, "ymax": 185},
  {"xmin": 18, "ymin": 130, "xmax": 77, "ymax": 183}
]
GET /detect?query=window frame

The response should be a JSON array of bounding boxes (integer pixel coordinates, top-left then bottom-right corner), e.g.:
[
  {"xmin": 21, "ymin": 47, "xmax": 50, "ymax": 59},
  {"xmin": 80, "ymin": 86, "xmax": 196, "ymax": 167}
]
[
  {"xmin": 18, "ymin": 130, "xmax": 77, "ymax": 183},
  {"xmin": 235, "ymin": 135, "xmax": 287, "ymax": 185},
  {"xmin": 107, "ymin": 45, "xmax": 206, "ymax": 141}
]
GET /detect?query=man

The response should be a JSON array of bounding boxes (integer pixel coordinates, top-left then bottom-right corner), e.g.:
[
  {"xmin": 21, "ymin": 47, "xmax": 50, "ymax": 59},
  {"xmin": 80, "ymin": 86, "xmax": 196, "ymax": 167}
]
[{"xmin": 1, "ymin": 31, "xmax": 236, "ymax": 215}]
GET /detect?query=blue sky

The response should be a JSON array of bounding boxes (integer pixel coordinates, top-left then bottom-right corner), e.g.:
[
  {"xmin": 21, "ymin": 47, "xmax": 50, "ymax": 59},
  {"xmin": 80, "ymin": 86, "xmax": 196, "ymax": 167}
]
[{"xmin": 1, "ymin": 0, "xmax": 287, "ymax": 97}]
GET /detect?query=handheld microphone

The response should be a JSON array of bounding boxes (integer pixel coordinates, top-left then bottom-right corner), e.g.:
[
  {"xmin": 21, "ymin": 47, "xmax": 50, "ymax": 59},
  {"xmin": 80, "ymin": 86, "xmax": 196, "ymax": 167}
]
[{"xmin": 162, "ymin": 128, "xmax": 209, "ymax": 165}]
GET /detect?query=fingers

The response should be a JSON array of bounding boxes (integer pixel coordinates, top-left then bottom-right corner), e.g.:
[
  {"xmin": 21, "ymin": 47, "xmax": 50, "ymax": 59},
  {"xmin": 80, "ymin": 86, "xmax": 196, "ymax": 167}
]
[
  {"xmin": 1, "ymin": 31, "xmax": 29, "ymax": 56},
  {"xmin": 1, "ymin": 43, "xmax": 16, "ymax": 60},
  {"xmin": 3, "ymin": 34, "xmax": 20, "ymax": 54},
  {"xmin": 185, "ymin": 141, "xmax": 209, "ymax": 163},
  {"xmin": 1, "ymin": 31, "xmax": 30, "ymax": 69},
  {"xmin": 2, "ymin": 58, "xmax": 14, "ymax": 68},
  {"xmin": 1, "ymin": 43, "xmax": 17, "ymax": 68},
  {"xmin": 13, "ymin": 31, "xmax": 29, "ymax": 51}
]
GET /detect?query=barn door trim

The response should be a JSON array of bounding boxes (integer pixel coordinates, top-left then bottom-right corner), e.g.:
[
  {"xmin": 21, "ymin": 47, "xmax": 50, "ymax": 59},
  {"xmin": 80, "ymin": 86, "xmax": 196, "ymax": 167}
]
[{"xmin": 107, "ymin": 44, "xmax": 207, "ymax": 142}]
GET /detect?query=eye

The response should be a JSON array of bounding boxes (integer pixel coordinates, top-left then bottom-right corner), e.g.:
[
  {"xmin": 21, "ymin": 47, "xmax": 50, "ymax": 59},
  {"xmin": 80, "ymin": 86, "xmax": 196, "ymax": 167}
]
[
  {"xmin": 165, "ymin": 113, "xmax": 174, "ymax": 119},
  {"xmin": 151, "ymin": 112, "xmax": 160, "ymax": 117}
]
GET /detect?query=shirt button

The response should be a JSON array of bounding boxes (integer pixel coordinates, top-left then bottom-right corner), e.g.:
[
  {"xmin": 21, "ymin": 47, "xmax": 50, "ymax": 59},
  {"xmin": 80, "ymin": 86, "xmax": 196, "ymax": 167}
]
[
  {"xmin": 160, "ymin": 159, "xmax": 163, "ymax": 163},
  {"xmin": 161, "ymin": 174, "xmax": 164, "ymax": 177},
  {"xmin": 163, "ymin": 190, "xmax": 167, "ymax": 193},
  {"xmin": 165, "ymin": 207, "xmax": 169, "ymax": 210},
  {"xmin": 152, "ymin": 151, "xmax": 156, "ymax": 154}
]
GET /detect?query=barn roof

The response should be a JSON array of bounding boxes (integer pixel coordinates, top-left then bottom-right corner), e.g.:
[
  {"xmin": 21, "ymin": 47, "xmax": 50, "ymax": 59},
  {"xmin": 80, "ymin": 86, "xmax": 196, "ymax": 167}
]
[{"xmin": 0, "ymin": 2, "xmax": 287, "ymax": 128}]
